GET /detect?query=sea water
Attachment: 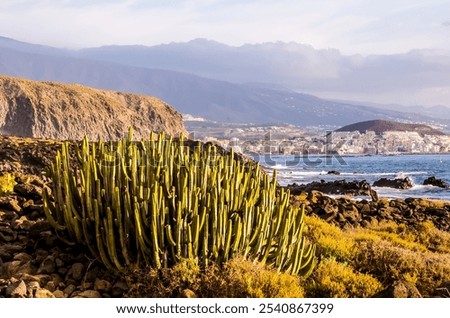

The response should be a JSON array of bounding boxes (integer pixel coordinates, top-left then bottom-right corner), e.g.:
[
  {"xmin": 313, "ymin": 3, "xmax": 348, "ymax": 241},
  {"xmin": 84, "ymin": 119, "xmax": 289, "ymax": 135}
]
[{"xmin": 252, "ymin": 153, "xmax": 450, "ymax": 201}]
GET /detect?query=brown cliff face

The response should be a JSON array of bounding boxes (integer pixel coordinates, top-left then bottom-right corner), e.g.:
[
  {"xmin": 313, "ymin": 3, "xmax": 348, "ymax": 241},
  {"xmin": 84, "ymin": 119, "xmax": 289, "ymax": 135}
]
[{"xmin": 0, "ymin": 75, "xmax": 187, "ymax": 140}]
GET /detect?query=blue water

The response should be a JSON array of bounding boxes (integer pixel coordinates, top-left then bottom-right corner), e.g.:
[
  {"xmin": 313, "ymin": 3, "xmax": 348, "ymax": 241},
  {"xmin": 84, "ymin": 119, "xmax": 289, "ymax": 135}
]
[{"xmin": 252, "ymin": 154, "xmax": 450, "ymax": 201}]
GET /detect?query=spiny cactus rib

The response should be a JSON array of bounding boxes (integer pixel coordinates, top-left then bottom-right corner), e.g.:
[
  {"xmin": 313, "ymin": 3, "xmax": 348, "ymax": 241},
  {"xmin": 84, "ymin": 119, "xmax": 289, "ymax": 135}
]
[{"xmin": 43, "ymin": 129, "xmax": 316, "ymax": 276}]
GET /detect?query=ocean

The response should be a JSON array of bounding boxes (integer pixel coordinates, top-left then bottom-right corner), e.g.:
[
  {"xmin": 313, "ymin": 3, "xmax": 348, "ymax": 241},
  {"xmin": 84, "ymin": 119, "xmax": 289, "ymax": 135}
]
[{"xmin": 252, "ymin": 153, "xmax": 450, "ymax": 201}]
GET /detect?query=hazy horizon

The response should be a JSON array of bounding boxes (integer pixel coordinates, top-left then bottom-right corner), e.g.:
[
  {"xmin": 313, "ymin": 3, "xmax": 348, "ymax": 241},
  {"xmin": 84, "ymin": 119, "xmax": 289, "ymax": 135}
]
[{"xmin": 1, "ymin": 1, "xmax": 450, "ymax": 55}]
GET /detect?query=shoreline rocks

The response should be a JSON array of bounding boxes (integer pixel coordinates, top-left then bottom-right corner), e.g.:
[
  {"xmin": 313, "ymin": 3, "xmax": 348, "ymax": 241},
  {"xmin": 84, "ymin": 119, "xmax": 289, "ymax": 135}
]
[
  {"xmin": 287, "ymin": 179, "xmax": 373, "ymax": 196},
  {"xmin": 372, "ymin": 177, "xmax": 414, "ymax": 189},
  {"xmin": 289, "ymin": 190, "xmax": 450, "ymax": 232},
  {"xmin": 423, "ymin": 176, "xmax": 450, "ymax": 189}
]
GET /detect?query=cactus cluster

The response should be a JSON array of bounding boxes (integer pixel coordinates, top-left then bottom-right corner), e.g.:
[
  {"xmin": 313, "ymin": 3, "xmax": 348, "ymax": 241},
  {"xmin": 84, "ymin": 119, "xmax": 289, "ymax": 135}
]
[{"xmin": 43, "ymin": 130, "xmax": 315, "ymax": 276}]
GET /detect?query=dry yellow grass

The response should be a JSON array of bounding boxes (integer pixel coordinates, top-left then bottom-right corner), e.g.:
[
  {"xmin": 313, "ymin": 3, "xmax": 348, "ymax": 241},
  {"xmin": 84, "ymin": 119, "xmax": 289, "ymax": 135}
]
[
  {"xmin": 304, "ymin": 215, "xmax": 450, "ymax": 297},
  {"xmin": 124, "ymin": 257, "xmax": 304, "ymax": 298}
]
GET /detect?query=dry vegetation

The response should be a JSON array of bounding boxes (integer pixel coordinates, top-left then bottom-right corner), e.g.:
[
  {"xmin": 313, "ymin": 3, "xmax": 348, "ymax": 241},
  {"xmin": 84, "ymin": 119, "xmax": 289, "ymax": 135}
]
[{"xmin": 123, "ymin": 214, "xmax": 450, "ymax": 298}]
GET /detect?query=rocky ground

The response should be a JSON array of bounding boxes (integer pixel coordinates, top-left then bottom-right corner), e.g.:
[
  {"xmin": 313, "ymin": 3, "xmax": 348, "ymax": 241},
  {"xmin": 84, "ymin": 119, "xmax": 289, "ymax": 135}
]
[
  {"xmin": 0, "ymin": 134, "xmax": 449, "ymax": 298},
  {"xmin": 291, "ymin": 190, "xmax": 450, "ymax": 232},
  {"xmin": 0, "ymin": 136, "xmax": 127, "ymax": 298}
]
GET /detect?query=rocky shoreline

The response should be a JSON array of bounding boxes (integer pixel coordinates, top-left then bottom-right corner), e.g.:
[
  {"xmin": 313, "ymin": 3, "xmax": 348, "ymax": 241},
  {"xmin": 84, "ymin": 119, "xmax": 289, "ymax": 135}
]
[{"xmin": 1, "ymin": 135, "xmax": 449, "ymax": 298}]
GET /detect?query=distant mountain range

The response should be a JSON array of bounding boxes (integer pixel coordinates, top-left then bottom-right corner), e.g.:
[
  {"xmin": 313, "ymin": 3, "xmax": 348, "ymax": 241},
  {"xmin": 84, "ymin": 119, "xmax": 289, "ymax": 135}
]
[
  {"xmin": 1, "ymin": 36, "xmax": 450, "ymax": 129},
  {"xmin": 336, "ymin": 120, "xmax": 446, "ymax": 136}
]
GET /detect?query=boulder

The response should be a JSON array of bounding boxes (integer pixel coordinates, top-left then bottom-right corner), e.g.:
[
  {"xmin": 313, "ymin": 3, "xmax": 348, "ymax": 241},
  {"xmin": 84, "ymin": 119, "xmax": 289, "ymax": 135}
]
[
  {"xmin": 374, "ymin": 280, "xmax": 422, "ymax": 298},
  {"xmin": 373, "ymin": 177, "xmax": 414, "ymax": 189},
  {"xmin": 423, "ymin": 176, "xmax": 450, "ymax": 189}
]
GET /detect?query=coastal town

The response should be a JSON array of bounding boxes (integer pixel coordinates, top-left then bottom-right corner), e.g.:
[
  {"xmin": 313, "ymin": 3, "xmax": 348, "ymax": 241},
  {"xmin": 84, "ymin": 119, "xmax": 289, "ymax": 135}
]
[{"xmin": 186, "ymin": 121, "xmax": 450, "ymax": 155}]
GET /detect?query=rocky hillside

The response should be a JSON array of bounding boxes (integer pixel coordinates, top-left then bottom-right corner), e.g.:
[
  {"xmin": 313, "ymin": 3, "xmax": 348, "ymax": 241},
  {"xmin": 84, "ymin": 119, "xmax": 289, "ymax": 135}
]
[
  {"xmin": 336, "ymin": 119, "xmax": 446, "ymax": 136},
  {"xmin": 0, "ymin": 75, "xmax": 186, "ymax": 140}
]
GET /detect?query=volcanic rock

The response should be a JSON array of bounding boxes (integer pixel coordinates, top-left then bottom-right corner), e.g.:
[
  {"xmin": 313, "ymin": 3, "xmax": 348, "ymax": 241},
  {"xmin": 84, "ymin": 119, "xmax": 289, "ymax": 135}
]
[
  {"xmin": 423, "ymin": 176, "xmax": 450, "ymax": 189},
  {"xmin": 287, "ymin": 179, "xmax": 372, "ymax": 196},
  {"xmin": 373, "ymin": 177, "xmax": 413, "ymax": 189}
]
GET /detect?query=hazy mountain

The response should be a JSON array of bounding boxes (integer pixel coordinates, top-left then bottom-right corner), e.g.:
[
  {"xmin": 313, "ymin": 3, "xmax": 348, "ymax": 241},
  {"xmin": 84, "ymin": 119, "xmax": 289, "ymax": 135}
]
[
  {"xmin": 0, "ymin": 36, "xmax": 448, "ymax": 128},
  {"xmin": 75, "ymin": 39, "xmax": 450, "ymax": 109}
]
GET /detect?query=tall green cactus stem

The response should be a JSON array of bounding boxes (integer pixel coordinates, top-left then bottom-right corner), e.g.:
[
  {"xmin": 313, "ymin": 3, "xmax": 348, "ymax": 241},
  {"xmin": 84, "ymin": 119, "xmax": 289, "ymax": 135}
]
[{"xmin": 43, "ymin": 130, "xmax": 316, "ymax": 276}]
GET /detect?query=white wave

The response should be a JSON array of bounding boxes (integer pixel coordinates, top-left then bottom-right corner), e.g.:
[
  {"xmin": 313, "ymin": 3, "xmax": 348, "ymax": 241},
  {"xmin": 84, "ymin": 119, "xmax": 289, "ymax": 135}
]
[{"xmin": 261, "ymin": 163, "xmax": 289, "ymax": 170}]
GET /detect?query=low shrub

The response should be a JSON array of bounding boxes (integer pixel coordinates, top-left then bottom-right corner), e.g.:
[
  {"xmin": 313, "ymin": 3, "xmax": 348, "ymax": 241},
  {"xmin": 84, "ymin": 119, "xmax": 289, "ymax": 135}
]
[
  {"xmin": 353, "ymin": 240, "xmax": 450, "ymax": 296},
  {"xmin": 124, "ymin": 257, "xmax": 304, "ymax": 298},
  {"xmin": 305, "ymin": 257, "xmax": 382, "ymax": 298},
  {"xmin": 0, "ymin": 173, "xmax": 16, "ymax": 195}
]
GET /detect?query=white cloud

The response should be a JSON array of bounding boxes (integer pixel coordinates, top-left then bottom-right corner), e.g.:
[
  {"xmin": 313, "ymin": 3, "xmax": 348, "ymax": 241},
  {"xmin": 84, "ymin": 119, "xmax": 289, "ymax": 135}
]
[{"xmin": 0, "ymin": 0, "xmax": 450, "ymax": 54}]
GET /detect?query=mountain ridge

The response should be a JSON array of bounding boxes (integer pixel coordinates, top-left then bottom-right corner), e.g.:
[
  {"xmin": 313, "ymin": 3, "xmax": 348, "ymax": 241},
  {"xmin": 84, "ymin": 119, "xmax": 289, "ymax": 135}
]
[
  {"xmin": 0, "ymin": 74, "xmax": 186, "ymax": 140},
  {"xmin": 1, "ymin": 36, "xmax": 449, "ymax": 129}
]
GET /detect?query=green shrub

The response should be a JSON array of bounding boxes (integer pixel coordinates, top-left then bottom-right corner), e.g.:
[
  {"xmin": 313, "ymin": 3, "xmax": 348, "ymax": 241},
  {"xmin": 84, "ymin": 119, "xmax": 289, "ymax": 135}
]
[
  {"xmin": 43, "ymin": 130, "xmax": 315, "ymax": 276},
  {"xmin": 0, "ymin": 173, "xmax": 16, "ymax": 195}
]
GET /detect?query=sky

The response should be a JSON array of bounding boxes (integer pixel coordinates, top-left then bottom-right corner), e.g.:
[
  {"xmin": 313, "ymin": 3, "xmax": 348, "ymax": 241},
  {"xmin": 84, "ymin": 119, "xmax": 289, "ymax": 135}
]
[{"xmin": 0, "ymin": 0, "xmax": 450, "ymax": 55}]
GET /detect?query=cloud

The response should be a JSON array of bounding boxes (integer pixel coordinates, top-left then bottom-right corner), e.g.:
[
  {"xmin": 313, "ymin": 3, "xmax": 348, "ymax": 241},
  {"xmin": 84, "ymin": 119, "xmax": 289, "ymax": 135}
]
[
  {"xmin": 443, "ymin": 20, "xmax": 450, "ymax": 26},
  {"xmin": 0, "ymin": 0, "xmax": 450, "ymax": 54}
]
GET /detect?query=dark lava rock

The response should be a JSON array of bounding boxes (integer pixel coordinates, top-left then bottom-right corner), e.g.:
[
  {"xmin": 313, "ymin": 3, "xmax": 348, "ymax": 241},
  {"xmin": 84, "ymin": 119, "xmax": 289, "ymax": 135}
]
[
  {"xmin": 0, "ymin": 197, "xmax": 22, "ymax": 213},
  {"xmin": 327, "ymin": 170, "xmax": 341, "ymax": 175},
  {"xmin": 13, "ymin": 183, "xmax": 43, "ymax": 200},
  {"xmin": 287, "ymin": 179, "xmax": 372, "ymax": 196},
  {"xmin": 373, "ymin": 177, "xmax": 414, "ymax": 189},
  {"xmin": 423, "ymin": 176, "xmax": 450, "ymax": 189}
]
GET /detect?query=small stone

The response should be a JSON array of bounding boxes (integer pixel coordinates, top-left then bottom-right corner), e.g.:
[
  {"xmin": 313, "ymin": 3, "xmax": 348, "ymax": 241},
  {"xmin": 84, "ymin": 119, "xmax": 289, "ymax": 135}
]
[
  {"xmin": 75, "ymin": 290, "xmax": 101, "ymax": 298},
  {"xmin": 21, "ymin": 274, "xmax": 51, "ymax": 286},
  {"xmin": 71, "ymin": 263, "xmax": 84, "ymax": 281},
  {"xmin": 13, "ymin": 252, "xmax": 33, "ymax": 264},
  {"xmin": 111, "ymin": 280, "xmax": 128, "ymax": 297},
  {"xmin": 55, "ymin": 258, "xmax": 64, "ymax": 268},
  {"xmin": 38, "ymin": 256, "xmax": 56, "ymax": 274},
  {"xmin": 180, "ymin": 289, "xmax": 197, "ymax": 298},
  {"xmin": 34, "ymin": 249, "xmax": 50, "ymax": 263},
  {"xmin": 45, "ymin": 281, "xmax": 57, "ymax": 292},
  {"xmin": 6, "ymin": 280, "xmax": 27, "ymax": 298},
  {"xmin": 0, "ymin": 244, "xmax": 23, "ymax": 261},
  {"xmin": 53, "ymin": 290, "xmax": 66, "ymax": 298},
  {"xmin": 81, "ymin": 282, "xmax": 94, "ymax": 290},
  {"xmin": 35, "ymin": 288, "xmax": 55, "ymax": 298},
  {"xmin": 0, "ymin": 226, "xmax": 17, "ymax": 242},
  {"xmin": 4, "ymin": 260, "xmax": 33, "ymax": 277},
  {"xmin": 13, "ymin": 183, "xmax": 43, "ymax": 199},
  {"xmin": 0, "ymin": 197, "xmax": 22, "ymax": 213},
  {"xmin": 57, "ymin": 267, "xmax": 68, "ymax": 276},
  {"xmin": 94, "ymin": 278, "xmax": 112, "ymax": 293},
  {"xmin": 28, "ymin": 221, "xmax": 52, "ymax": 238},
  {"xmin": 375, "ymin": 280, "xmax": 422, "ymax": 298},
  {"xmin": 26, "ymin": 281, "xmax": 40, "ymax": 297},
  {"xmin": 63, "ymin": 284, "xmax": 77, "ymax": 296}
]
